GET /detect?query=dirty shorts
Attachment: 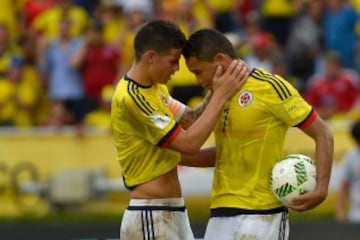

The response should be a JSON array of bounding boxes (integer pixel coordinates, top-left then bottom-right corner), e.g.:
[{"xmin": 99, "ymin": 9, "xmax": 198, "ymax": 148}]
[
  {"xmin": 204, "ymin": 207, "xmax": 289, "ymax": 240},
  {"xmin": 120, "ymin": 198, "xmax": 194, "ymax": 240}
]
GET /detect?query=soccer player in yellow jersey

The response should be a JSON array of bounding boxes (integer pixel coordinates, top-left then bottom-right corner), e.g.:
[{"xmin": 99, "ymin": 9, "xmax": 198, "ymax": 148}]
[
  {"xmin": 111, "ymin": 20, "xmax": 249, "ymax": 240},
  {"xmin": 183, "ymin": 29, "xmax": 334, "ymax": 240}
]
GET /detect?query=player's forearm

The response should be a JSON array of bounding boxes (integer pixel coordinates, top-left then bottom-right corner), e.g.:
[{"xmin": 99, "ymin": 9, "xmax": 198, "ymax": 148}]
[
  {"xmin": 314, "ymin": 125, "xmax": 334, "ymax": 196},
  {"xmin": 179, "ymin": 147, "xmax": 216, "ymax": 167},
  {"xmin": 171, "ymin": 95, "xmax": 226, "ymax": 154},
  {"xmin": 179, "ymin": 92, "xmax": 212, "ymax": 129},
  {"xmin": 172, "ymin": 60, "xmax": 248, "ymax": 153}
]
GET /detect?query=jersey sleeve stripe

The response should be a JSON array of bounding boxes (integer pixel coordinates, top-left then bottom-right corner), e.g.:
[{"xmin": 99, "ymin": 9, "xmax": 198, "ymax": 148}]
[
  {"xmin": 128, "ymin": 82, "xmax": 154, "ymax": 115},
  {"xmin": 251, "ymin": 69, "xmax": 292, "ymax": 100},
  {"xmin": 138, "ymin": 88, "xmax": 155, "ymax": 112},
  {"xmin": 268, "ymin": 74, "xmax": 292, "ymax": 97},
  {"xmin": 295, "ymin": 109, "xmax": 318, "ymax": 129},
  {"xmin": 131, "ymin": 83, "xmax": 155, "ymax": 112},
  {"xmin": 157, "ymin": 123, "xmax": 182, "ymax": 148},
  {"xmin": 251, "ymin": 71, "xmax": 284, "ymax": 100}
]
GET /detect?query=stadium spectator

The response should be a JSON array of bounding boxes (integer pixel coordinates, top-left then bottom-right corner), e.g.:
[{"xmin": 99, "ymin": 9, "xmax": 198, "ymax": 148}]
[
  {"xmin": 38, "ymin": 16, "xmax": 86, "ymax": 134},
  {"xmin": 116, "ymin": 3, "xmax": 148, "ymax": 83},
  {"xmin": 0, "ymin": 24, "xmax": 23, "ymax": 126},
  {"xmin": 260, "ymin": 0, "xmax": 301, "ymax": 48},
  {"xmin": 73, "ymin": 0, "xmax": 99, "ymax": 16},
  {"xmin": 186, "ymin": 0, "xmax": 214, "ymax": 31},
  {"xmin": 13, "ymin": 36, "xmax": 44, "ymax": 127},
  {"xmin": 286, "ymin": 0, "xmax": 324, "ymax": 92},
  {"xmin": 303, "ymin": 51, "xmax": 360, "ymax": 120},
  {"xmin": 244, "ymin": 31, "xmax": 274, "ymax": 72},
  {"xmin": 111, "ymin": 20, "xmax": 248, "ymax": 239},
  {"xmin": 323, "ymin": 0, "xmax": 358, "ymax": 68},
  {"xmin": 81, "ymin": 23, "xmax": 121, "ymax": 112},
  {"xmin": 120, "ymin": 0, "xmax": 154, "ymax": 18},
  {"xmin": 95, "ymin": 0, "xmax": 124, "ymax": 45},
  {"xmin": 84, "ymin": 85, "xmax": 113, "ymax": 128},
  {"xmin": 1, "ymin": 0, "xmax": 360, "ymax": 131},
  {"xmin": 235, "ymin": 0, "xmax": 257, "ymax": 26},
  {"xmin": 182, "ymin": 28, "xmax": 333, "ymax": 240},
  {"xmin": 0, "ymin": 0, "xmax": 21, "ymax": 41},
  {"xmin": 32, "ymin": 0, "xmax": 90, "ymax": 40},
  {"xmin": 271, "ymin": 53, "xmax": 300, "ymax": 89},
  {"xmin": 23, "ymin": 0, "xmax": 55, "ymax": 27},
  {"xmin": 237, "ymin": 11, "xmax": 278, "ymax": 66},
  {"xmin": 205, "ymin": 0, "xmax": 241, "ymax": 33},
  {"xmin": 336, "ymin": 120, "xmax": 360, "ymax": 223}
]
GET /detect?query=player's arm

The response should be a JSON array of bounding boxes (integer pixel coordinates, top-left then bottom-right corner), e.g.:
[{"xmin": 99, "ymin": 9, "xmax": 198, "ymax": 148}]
[
  {"xmin": 172, "ymin": 60, "xmax": 249, "ymax": 129},
  {"xmin": 178, "ymin": 58, "xmax": 248, "ymax": 129},
  {"xmin": 178, "ymin": 92, "xmax": 212, "ymax": 129},
  {"xmin": 289, "ymin": 115, "xmax": 334, "ymax": 211},
  {"xmin": 166, "ymin": 60, "xmax": 248, "ymax": 154},
  {"xmin": 179, "ymin": 147, "xmax": 216, "ymax": 167}
]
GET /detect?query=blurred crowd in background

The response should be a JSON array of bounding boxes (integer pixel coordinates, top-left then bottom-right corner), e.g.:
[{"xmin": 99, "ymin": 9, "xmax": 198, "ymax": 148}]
[{"xmin": 1, "ymin": 0, "xmax": 360, "ymax": 133}]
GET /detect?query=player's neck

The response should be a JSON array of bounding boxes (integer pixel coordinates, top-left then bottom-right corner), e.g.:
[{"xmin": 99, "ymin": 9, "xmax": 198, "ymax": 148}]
[{"xmin": 127, "ymin": 64, "xmax": 153, "ymax": 87}]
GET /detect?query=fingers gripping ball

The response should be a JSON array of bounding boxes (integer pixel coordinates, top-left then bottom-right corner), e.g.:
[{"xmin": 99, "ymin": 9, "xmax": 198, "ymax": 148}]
[{"xmin": 271, "ymin": 154, "xmax": 317, "ymax": 206}]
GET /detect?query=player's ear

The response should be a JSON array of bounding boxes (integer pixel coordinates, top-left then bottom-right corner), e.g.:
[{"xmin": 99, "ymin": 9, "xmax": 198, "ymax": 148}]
[
  {"xmin": 213, "ymin": 53, "xmax": 228, "ymax": 70},
  {"xmin": 144, "ymin": 50, "xmax": 156, "ymax": 64},
  {"xmin": 214, "ymin": 53, "xmax": 226, "ymax": 62}
]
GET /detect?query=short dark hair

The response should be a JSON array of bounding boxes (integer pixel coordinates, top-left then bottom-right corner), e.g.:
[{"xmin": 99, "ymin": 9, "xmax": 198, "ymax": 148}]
[
  {"xmin": 351, "ymin": 120, "xmax": 360, "ymax": 144},
  {"xmin": 183, "ymin": 29, "xmax": 237, "ymax": 61},
  {"xmin": 133, "ymin": 20, "xmax": 186, "ymax": 61}
]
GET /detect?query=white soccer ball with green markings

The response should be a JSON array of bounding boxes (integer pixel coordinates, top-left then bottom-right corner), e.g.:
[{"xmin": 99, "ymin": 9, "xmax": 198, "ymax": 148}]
[{"xmin": 271, "ymin": 154, "xmax": 317, "ymax": 206}]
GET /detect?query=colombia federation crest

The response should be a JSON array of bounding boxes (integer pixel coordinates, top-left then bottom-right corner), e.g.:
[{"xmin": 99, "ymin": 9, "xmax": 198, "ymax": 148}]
[{"xmin": 238, "ymin": 90, "xmax": 253, "ymax": 107}]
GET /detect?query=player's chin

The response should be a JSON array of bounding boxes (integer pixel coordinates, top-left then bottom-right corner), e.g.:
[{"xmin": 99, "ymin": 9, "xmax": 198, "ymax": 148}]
[{"xmin": 162, "ymin": 77, "xmax": 171, "ymax": 84}]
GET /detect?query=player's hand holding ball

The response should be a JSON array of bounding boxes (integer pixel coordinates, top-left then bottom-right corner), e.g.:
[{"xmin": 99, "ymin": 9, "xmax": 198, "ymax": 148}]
[{"xmin": 271, "ymin": 154, "xmax": 321, "ymax": 211}]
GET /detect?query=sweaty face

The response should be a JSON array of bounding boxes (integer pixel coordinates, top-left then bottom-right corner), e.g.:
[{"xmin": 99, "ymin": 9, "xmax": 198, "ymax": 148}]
[
  {"xmin": 151, "ymin": 48, "xmax": 182, "ymax": 84},
  {"xmin": 185, "ymin": 57, "xmax": 217, "ymax": 90}
]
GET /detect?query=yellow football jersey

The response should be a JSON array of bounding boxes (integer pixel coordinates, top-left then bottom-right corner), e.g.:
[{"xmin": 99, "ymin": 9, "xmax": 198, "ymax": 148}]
[
  {"xmin": 211, "ymin": 68, "xmax": 317, "ymax": 210},
  {"xmin": 111, "ymin": 76, "xmax": 185, "ymax": 188},
  {"xmin": 32, "ymin": 6, "xmax": 89, "ymax": 39},
  {"xmin": 261, "ymin": 0, "xmax": 296, "ymax": 16},
  {"xmin": 207, "ymin": 0, "xmax": 236, "ymax": 12}
]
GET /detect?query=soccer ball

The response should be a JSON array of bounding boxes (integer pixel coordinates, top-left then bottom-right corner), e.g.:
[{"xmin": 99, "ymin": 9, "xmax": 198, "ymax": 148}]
[{"xmin": 270, "ymin": 154, "xmax": 317, "ymax": 205}]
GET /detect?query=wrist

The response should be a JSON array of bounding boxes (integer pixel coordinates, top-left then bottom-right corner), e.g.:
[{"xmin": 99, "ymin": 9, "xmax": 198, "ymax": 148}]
[
  {"xmin": 315, "ymin": 186, "xmax": 328, "ymax": 199},
  {"xmin": 210, "ymin": 93, "xmax": 226, "ymax": 106}
]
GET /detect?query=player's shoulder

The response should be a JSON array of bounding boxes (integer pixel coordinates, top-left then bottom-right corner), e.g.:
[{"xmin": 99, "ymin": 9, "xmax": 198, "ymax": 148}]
[
  {"xmin": 248, "ymin": 68, "xmax": 298, "ymax": 102},
  {"xmin": 115, "ymin": 77, "xmax": 158, "ymax": 116},
  {"xmin": 112, "ymin": 78, "xmax": 134, "ymax": 105}
]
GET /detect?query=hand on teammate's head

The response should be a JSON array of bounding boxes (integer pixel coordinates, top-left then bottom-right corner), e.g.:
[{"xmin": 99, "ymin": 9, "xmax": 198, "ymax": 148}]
[{"xmin": 212, "ymin": 59, "xmax": 249, "ymax": 101}]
